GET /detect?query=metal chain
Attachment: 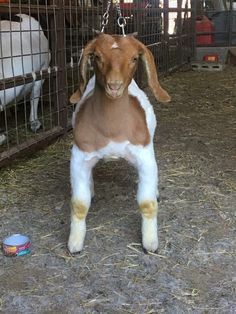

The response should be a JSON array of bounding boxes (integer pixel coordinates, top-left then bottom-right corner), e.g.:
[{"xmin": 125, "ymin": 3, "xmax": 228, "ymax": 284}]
[
  {"xmin": 101, "ymin": 0, "xmax": 126, "ymax": 36},
  {"xmin": 101, "ymin": 0, "xmax": 112, "ymax": 32},
  {"xmin": 114, "ymin": 0, "xmax": 126, "ymax": 36}
]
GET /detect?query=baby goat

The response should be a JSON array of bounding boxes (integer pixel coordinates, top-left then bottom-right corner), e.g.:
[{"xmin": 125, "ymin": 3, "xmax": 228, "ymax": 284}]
[
  {"xmin": 68, "ymin": 33, "xmax": 170, "ymax": 253},
  {"xmin": 0, "ymin": 14, "xmax": 50, "ymax": 142}
]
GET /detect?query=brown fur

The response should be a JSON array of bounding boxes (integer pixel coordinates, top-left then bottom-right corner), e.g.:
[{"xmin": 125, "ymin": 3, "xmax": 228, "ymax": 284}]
[
  {"xmin": 74, "ymin": 91, "xmax": 150, "ymax": 152},
  {"xmin": 71, "ymin": 33, "xmax": 170, "ymax": 153},
  {"xmin": 71, "ymin": 199, "xmax": 88, "ymax": 220},
  {"xmin": 139, "ymin": 201, "xmax": 158, "ymax": 218},
  {"xmin": 70, "ymin": 33, "xmax": 171, "ymax": 104}
]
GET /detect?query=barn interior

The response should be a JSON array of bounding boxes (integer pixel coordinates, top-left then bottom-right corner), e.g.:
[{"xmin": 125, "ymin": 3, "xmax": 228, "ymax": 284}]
[{"xmin": 0, "ymin": 1, "xmax": 235, "ymax": 313}]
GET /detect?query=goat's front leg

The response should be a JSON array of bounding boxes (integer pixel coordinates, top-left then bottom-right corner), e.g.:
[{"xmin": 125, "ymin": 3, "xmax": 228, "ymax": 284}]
[
  {"xmin": 130, "ymin": 145, "xmax": 159, "ymax": 253},
  {"xmin": 68, "ymin": 145, "xmax": 97, "ymax": 253}
]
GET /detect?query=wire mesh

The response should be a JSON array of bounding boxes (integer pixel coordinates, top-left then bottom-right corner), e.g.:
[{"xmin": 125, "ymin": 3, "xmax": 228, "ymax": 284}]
[{"xmin": 0, "ymin": 0, "xmax": 195, "ymax": 166}]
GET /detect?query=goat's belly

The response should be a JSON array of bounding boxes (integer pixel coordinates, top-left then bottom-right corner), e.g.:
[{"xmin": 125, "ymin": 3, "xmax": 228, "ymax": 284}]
[
  {"xmin": 83, "ymin": 140, "xmax": 136, "ymax": 163},
  {"xmin": 0, "ymin": 83, "xmax": 32, "ymax": 107}
]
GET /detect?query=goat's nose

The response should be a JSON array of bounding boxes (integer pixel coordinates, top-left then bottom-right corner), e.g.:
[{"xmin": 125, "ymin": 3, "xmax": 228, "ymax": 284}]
[{"xmin": 107, "ymin": 81, "xmax": 122, "ymax": 91}]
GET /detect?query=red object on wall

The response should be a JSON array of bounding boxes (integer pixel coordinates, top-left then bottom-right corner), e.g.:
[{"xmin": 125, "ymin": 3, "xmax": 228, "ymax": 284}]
[
  {"xmin": 196, "ymin": 15, "xmax": 215, "ymax": 45},
  {"xmin": 203, "ymin": 54, "xmax": 219, "ymax": 62}
]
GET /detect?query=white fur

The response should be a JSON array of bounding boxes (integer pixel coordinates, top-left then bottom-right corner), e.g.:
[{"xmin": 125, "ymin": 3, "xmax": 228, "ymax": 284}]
[
  {"xmin": 68, "ymin": 217, "xmax": 86, "ymax": 253},
  {"xmin": 68, "ymin": 76, "xmax": 159, "ymax": 253},
  {"xmin": 0, "ymin": 14, "xmax": 51, "ymax": 142},
  {"xmin": 142, "ymin": 216, "xmax": 158, "ymax": 252},
  {"xmin": 111, "ymin": 42, "xmax": 119, "ymax": 49}
]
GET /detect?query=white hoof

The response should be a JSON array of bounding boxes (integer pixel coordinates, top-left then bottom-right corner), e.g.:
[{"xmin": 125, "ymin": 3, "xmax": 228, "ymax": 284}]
[
  {"xmin": 68, "ymin": 219, "xmax": 86, "ymax": 254},
  {"xmin": 68, "ymin": 235, "xmax": 85, "ymax": 254},
  {"xmin": 142, "ymin": 235, "xmax": 159, "ymax": 253},
  {"xmin": 0, "ymin": 133, "xmax": 7, "ymax": 145},
  {"xmin": 30, "ymin": 119, "xmax": 41, "ymax": 133},
  {"xmin": 142, "ymin": 216, "xmax": 159, "ymax": 252}
]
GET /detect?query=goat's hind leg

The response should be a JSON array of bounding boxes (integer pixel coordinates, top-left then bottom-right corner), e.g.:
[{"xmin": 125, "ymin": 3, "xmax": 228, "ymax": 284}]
[
  {"xmin": 68, "ymin": 145, "xmax": 97, "ymax": 253},
  {"xmin": 132, "ymin": 145, "xmax": 159, "ymax": 253},
  {"xmin": 29, "ymin": 80, "xmax": 43, "ymax": 132}
]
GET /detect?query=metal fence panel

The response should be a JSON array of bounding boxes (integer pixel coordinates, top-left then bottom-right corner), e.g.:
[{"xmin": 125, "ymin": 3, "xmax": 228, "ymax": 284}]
[{"xmin": 0, "ymin": 0, "xmax": 195, "ymax": 167}]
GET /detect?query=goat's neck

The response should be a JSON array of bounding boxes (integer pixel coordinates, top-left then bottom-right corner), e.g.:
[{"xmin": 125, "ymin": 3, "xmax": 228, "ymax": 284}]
[{"xmin": 93, "ymin": 84, "xmax": 129, "ymax": 110}]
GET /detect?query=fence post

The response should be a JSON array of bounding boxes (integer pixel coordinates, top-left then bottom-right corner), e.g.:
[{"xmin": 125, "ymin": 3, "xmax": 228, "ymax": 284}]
[
  {"xmin": 54, "ymin": 0, "xmax": 68, "ymax": 131},
  {"xmin": 191, "ymin": 0, "xmax": 197, "ymax": 61},
  {"xmin": 229, "ymin": 0, "xmax": 233, "ymax": 46},
  {"xmin": 177, "ymin": 0, "xmax": 183, "ymax": 66},
  {"xmin": 163, "ymin": 0, "xmax": 170, "ymax": 73}
]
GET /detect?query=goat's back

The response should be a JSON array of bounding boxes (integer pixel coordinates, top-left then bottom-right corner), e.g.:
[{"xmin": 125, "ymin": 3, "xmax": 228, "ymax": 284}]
[
  {"xmin": 0, "ymin": 14, "xmax": 50, "ymax": 106},
  {"xmin": 0, "ymin": 14, "xmax": 50, "ymax": 76}
]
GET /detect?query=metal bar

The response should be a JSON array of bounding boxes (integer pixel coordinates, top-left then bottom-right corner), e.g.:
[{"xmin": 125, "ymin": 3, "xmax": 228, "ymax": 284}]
[
  {"xmin": 0, "ymin": 126, "xmax": 65, "ymax": 168},
  {"xmin": 177, "ymin": 0, "xmax": 183, "ymax": 66},
  {"xmin": 191, "ymin": 0, "xmax": 197, "ymax": 61},
  {"xmin": 0, "ymin": 61, "xmax": 80, "ymax": 97},
  {"xmin": 54, "ymin": 1, "xmax": 68, "ymax": 130},
  {"xmin": 0, "ymin": 68, "xmax": 57, "ymax": 90},
  {"xmin": 0, "ymin": 4, "xmax": 59, "ymax": 14},
  {"xmin": 107, "ymin": 1, "xmax": 115, "ymax": 34},
  {"xmin": 229, "ymin": 0, "xmax": 233, "ymax": 46},
  {"xmin": 163, "ymin": 0, "xmax": 170, "ymax": 74}
]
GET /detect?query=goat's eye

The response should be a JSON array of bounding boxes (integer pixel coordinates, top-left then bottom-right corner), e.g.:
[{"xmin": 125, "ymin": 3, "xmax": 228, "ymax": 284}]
[
  {"xmin": 132, "ymin": 56, "xmax": 138, "ymax": 63},
  {"xmin": 94, "ymin": 54, "xmax": 101, "ymax": 62}
]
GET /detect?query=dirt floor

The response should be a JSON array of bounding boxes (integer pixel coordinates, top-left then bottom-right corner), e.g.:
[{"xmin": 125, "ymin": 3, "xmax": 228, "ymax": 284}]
[{"xmin": 0, "ymin": 66, "xmax": 236, "ymax": 314}]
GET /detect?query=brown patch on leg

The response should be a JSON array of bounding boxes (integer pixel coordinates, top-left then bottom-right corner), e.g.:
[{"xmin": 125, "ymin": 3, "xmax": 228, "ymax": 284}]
[
  {"xmin": 71, "ymin": 199, "xmax": 88, "ymax": 219},
  {"xmin": 139, "ymin": 201, "xmax": 158, "ymax": 218}
]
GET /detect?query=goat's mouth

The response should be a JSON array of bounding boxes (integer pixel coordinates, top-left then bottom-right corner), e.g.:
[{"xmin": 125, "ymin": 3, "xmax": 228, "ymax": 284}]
[{"xmin": 105, "ymin": 86, "xmax": 123, "ymax": 99}]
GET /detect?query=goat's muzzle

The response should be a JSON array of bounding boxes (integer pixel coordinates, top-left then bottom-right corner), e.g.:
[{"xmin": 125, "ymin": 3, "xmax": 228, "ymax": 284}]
[{"xmin": 105, "ymin": 81, "xmax": 123, "ymax": 99}]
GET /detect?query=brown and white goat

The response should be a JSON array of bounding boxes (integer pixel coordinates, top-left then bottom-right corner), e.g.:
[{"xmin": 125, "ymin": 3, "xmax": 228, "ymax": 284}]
[{"xmin": 68, "ymin": 33, "xmax": 170, "ymax": 253}]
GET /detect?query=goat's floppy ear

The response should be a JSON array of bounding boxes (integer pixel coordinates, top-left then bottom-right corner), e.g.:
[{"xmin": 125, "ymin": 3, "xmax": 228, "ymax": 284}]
[
  {"xmin": 138, "ymin": 42, "xmax": 171, "ymax": 103},
  {"xmin": 70, "ymin": 39, "xmax": 96, "ymax": 104}
]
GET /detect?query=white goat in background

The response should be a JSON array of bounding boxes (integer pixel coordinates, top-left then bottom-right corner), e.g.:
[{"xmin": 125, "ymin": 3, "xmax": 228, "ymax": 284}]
[
  {"xmin": 0, "ymin": 14, "xmax": 50, "ymax": 144},
  {"xmin": 68, "ymin": 33, "xmax": 171, "ymax": 254}
]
